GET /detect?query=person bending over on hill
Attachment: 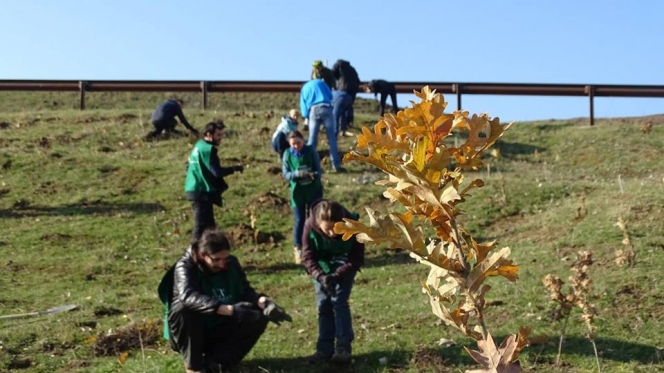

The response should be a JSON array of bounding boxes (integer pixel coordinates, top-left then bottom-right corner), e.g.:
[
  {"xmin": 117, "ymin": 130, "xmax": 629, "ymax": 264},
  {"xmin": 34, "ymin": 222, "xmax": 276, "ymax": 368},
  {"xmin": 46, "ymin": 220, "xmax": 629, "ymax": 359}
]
[
  {"xmin": 311, "ymin": 60, "xmax": 336, "ymax": 90},
  {"xmin": 271, "ymin": 109, "xmax": 301, "ymax": 160},
  {"xmin": 302, "ymin": 199, "xmax": 365, "ymax": 365},
  {"xmin": 147, "ymin": 98, "xmax": 199, "ymax": 139},
  {"xmin": 184, "ymin": 120, "xmax": 244, "ymax": 241},
  {"xmin": 282, "ymin": 130, "xmax": 323, "ymax": 264},
  {"xmin": 158, "ymin": 229, "xmax": 292, "ymax": 373},
  {"xmin": 364, "ymin": 79, "xmax": 398, "ymax": 116},
  {"xmin": 331, "ymin": 59, "xmax": 360, "ymax": 126}
]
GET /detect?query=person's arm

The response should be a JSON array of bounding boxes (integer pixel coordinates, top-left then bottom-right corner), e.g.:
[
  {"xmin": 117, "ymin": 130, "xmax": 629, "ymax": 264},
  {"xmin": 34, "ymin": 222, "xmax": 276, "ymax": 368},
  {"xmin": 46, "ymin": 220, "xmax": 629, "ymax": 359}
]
[
  {"xmin": 282, "ymin": 151, "xmax": 296, "ymax": 181},
  {"xmin": 209, "ymin": 148, "xmax": 240, "ymax": 177},
  {"xmin": 302, "ymin": 220, "xmax": 325, "ymax": 281},
  {"xmin": 232, "ymin": 257, "xmax": 264, "ymax": 306},
  {"xmin": 175, "ymin": 105, "xmax": 197, "ymax": 133},
  {"xmin": 334, "ymin": 238, "xmax": 365, "ymax": 281},
  {"xmin": 300, "ymin": 88, "xmax": 309, "ymax": 120},
  {"xmin": 173, "ymin": 256, "xmax": 222, "ymax": 314},
  {"xmin": 311, "ymin": 148, "xmax": 323, "ymax": 177}
]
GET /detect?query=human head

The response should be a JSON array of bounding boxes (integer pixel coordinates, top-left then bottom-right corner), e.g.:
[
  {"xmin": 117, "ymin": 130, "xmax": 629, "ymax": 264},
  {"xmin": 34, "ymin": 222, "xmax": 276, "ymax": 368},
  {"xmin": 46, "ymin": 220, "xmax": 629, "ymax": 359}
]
[
  {"xmin": 195, "ymin": 229, "xmax": 232, "ymax": 272},
  {"xmin": 314, "ymin": 200, "xmax": 345, "ymax": 238},
  {"xmin": 174, "ymin": 98, "xmax": 185, "ymax": 107},
  {"xmin": 203, "ymin": 119, "xmax": 226, "ymax": 145},
  {"xmin": 312, "ymin": 60, "xmax": 323, "ymax": 70},
  {"xmin": 288, "ymin": 109, "xmax": 301, "ymax": 123},
  {"xmin": 287, "ymin": 130, "xmax": 305, "ymax": 152}
]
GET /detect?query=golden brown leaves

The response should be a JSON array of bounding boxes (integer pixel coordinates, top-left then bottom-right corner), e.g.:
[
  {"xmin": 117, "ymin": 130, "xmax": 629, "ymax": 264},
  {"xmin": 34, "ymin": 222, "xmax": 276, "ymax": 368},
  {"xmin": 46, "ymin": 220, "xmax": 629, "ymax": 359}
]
[{"xmin": 464, "ymin": 333, "xmax": 522, "ymax": 373}]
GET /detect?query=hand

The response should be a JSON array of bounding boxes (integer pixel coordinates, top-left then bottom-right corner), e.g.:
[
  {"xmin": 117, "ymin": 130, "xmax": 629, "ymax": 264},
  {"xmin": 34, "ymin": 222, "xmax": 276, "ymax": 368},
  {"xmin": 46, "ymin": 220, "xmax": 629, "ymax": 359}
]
[
  {"xmin": 319, "ymin": 274, "xmax": 339, "ymax": 297},
  {"xmin": 234, "ymin": 165, "xmax": 244, "ymax": 173},
  {"xmin": 263, "ymin": 300, "xmax": 293, "ymax": 326},
  {"xmin": 231, "ymin": 302, "xmax": 262, "ymax": 323}
]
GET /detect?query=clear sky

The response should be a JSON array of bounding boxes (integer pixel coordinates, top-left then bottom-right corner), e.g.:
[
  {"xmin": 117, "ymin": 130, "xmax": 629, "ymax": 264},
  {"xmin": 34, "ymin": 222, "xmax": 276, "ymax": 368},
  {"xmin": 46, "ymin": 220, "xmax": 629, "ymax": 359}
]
[{"xmin": 1, "ymin": 0, "xmax": 662, "ymax": 121}]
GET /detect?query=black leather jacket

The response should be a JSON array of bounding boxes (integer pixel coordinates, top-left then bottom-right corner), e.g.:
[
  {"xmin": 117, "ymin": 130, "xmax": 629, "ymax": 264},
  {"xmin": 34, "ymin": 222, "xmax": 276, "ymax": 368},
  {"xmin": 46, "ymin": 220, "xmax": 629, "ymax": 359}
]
[{"xmin": 168, "ymin": 247, "xmax": 261, "ymax": 314}]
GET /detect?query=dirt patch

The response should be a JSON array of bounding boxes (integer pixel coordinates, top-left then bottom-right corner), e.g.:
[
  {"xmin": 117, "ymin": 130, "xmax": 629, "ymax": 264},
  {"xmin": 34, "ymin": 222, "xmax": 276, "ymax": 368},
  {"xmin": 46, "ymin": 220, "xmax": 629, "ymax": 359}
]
[
  {"xmin": 247, "ymin": 191, "xmax": 289, "ymax": 212},
  {"xmin": 6, "ymin": 260, "xmax": 25, "ymax": 272},
  {"xmin": 93, "ymin": 306, "xmax": 123, "ymax": 317},
  {"xmin": 267, "ymin": 166, "xmax": 282, "ymax": 175},
  {"xmin": 0, "ymin": 121, "xmax": 11, "ymax": 129},
  {"xmin": 1, "ymin": 160, "xmax": 10, "ymax": 170},
  {"xmin": 40, "ymin": 233, "xmax": 72, "ymax": 242},
  {"xmin": 410, "ymin": 346, "xmax": 452, "ymax": 372},
  {"xmin": 116, "ymin": 113, "xmax": 137, "ymax": 122},
  {"xmin": 55, "ymin": 134, "xmax": 88, "ymax": 144},
  {"xmin": 36, "ymin": 137, "xmax": 51, "ymax": 148},
  {"xmin": 7, "ymin": 356, "xmax": 32, "ymax": 370},
  {"xmin": 226, "ymin": 223, "xmax": 285, "ymax": 248},
  {"xmin": 92, "ymin": 319, "xmax": 161, "ymax": 356}
]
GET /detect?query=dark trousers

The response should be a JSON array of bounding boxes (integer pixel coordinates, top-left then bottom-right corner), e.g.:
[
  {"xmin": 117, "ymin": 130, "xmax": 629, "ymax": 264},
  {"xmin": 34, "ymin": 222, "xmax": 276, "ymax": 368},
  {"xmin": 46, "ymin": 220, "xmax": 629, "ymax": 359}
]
[
  {"xmin": 379, "ymin": 91, "xmax": 398, "ymax": 116},
  {"xmin": 169, "ymin": 305, "xmax": 268, "ymax": 372},
  {"xmin": 148, "ymin": 119, "xmax": 178, "ymax": 137},
  {"xmin": 191, "ymin": 199, "xmax": 216, "ymax": 241}
]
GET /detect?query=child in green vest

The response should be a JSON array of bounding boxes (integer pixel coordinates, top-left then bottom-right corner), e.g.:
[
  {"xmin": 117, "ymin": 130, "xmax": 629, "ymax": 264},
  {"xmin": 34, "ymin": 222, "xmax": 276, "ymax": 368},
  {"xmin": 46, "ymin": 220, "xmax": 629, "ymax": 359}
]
[
  {"xmin": 301, "ymin": 199, "xmax": 365, "ymax": 364},
  {"xmin": 282, "ymin": 130, "xmax": 323, "ymax": 264}
]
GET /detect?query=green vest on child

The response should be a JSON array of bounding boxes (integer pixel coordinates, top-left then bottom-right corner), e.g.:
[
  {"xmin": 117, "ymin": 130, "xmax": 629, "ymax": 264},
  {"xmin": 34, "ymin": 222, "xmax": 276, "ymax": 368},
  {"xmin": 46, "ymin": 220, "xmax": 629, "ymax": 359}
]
[{"xmin": 284, "ymin": 146, "xmax": 322, "ymax": 208}]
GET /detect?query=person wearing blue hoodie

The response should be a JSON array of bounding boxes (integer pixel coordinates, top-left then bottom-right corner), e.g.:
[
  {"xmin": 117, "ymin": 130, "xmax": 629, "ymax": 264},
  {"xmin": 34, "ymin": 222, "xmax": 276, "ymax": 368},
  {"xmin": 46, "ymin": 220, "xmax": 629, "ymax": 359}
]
[
  {"xmin": 300, "ymin": 78, "xmax": 346, "ymax": 173},
  {"xmin": 271, "ymin": 109, "xmax": 301, "ymax": 159}
]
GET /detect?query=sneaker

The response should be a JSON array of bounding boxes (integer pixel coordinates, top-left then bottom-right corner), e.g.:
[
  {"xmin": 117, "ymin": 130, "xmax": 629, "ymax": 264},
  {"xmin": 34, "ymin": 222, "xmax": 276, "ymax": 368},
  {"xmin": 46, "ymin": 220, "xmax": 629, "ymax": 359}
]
[
  {"xmin": 293, "ymin": 247, "xmax": 302, "ymax": 264},
  {"xmin": 306, "ymin": 350, "xmax": 331, "ymax": 364},
  {"xmin": 341, "ymin": 131, "xmax": 354, "ymax": 137},
  {"xmin": 330, "ymin": 350, "xmax": 351, "ymax": 364}
]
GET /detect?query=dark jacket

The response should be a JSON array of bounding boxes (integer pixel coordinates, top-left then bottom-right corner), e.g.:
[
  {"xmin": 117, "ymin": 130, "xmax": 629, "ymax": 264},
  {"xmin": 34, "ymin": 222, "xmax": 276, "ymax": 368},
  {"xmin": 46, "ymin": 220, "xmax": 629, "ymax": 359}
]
[
  {"xmin": 151, "ymin": 100, "xmax": 196, "ymax": 132},
  {"xmin": 312, "ymin": 66, "xmax": 336, "ymax": 90},
  {"xmin": 159, "ymin": 247, "xmax": 261, "ymax": 315},
  {"xmin": 302, "ymin": 199, "xmax": 365, "ymax": 281},
  {"xmin": 367, "ymin": 79, "xmax": 395, "ymax": 98},
  {"xmin": 331, "ymin": 60, "xmax": 360, "ymax": 94}
]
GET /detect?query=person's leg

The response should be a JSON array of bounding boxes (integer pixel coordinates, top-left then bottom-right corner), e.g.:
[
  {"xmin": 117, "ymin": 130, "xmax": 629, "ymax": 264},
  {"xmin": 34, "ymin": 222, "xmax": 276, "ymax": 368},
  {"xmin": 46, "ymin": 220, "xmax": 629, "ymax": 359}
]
[
  {"xmin": 332, "ymin": 276, "xmax": 355, "ymax": 355},
  {"xmin": 321, "ymin": 107, "xmax": 341, "ymax": 171},
  {"xmin": 307, "ymin": 106, "xmax": 321, "ymax": 149},
  {"xmin": 337, "ymin": 94, "xmax": 351, "ymax": 135},
  {"xmin": 168, "ymin": 305, "xmax": 207, "ymax": 372},
  {"xmin": 332, "ymin": 96, "xmax": 344, "ymax": 136},
  {"xmin": 191, "ymin": 200, "xmax": 215, "ymax": 241},
  {"xmin": 314, "ymin": 280, "xmax": 335, "ymax": 357},
  {"xmin": 277, "ymin": 133, "xmax": 290, "ymax": 157},
  {"xmin": 292, "ymin": 203, "xmax": 306, "ymax": 262},
  {"xmin": 379, "ymin": 92, "xmax": 388, "ymax": 116},
  {"xmin": 390, "ymin": 90, "xmax": 398, "ymax": 113},
  {"xmin": 206, "ymin": 318, "xmax": 269, "ymax": 372}
]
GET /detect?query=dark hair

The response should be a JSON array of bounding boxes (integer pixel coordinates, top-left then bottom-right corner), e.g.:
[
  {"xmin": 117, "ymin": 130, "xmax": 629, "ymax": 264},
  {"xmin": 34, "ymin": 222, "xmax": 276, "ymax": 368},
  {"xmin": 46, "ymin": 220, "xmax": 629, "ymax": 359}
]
[
  {"xmin": 203, "ymin": 119, "xmax": 226, "ymax": 137},
  {"xmin": 174, "ymin": 98, "xmax": 185, "ymax": 105},
  {"xmin": 314, "ymin": 200, "xmax": 345, "ymax": 223},
  {"xmin": 196, "ymin": 229, "xmax": 231, "ymax": 255},
  {"xmin": 287, "ymin": 130, "xmax": 304, "ymax": 140}
]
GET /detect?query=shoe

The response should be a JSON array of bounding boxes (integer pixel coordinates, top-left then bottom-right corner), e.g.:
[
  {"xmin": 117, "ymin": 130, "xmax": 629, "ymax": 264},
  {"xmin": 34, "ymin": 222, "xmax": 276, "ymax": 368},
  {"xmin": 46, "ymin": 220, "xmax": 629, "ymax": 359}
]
[
  {"xmin": 330, "ymin": 350, "xmax": 351, "ymax": 364},
  {"xmin": 342, "ymin": 131, "xmax": 354, "ymax": 137},
  {"xmin": 306, "ymin": 350, "xmax": 331, "ymax": 364},
  {"xmin": 333, "ymin": 167, "xmax": 348, "ymax": 173},
  {"xmin": 293, "ymin": 247, "xmax": 302, "ymax": 264}
]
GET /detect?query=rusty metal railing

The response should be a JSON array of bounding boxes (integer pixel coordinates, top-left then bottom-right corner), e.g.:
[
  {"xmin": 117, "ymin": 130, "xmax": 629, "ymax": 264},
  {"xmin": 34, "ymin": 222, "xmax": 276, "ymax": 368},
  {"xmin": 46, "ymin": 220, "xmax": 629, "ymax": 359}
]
[{"xmin": 2, "ymin": 80, "xmax": 664, "ymax": 125}]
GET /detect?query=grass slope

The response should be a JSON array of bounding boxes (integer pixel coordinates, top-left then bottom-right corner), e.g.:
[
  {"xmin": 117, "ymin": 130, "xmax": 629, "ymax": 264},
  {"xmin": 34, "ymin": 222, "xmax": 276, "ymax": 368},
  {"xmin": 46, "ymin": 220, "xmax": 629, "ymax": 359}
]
[{"xmin": 0, "ymin": 92, "xmax": 662, "ymax": 373}]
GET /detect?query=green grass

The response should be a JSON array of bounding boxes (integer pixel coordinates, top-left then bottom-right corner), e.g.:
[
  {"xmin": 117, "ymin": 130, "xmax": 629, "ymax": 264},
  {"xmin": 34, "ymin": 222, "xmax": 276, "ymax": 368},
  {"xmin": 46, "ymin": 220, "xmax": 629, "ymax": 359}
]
[{"xmin": 0, "ymin": 92, "xmax": 662, "ymax": 373}]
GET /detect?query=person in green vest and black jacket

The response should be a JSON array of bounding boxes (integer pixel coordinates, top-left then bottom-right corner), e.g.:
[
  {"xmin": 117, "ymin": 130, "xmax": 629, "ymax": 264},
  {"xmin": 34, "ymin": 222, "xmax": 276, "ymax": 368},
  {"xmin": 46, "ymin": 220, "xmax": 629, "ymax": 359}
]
[
  {"xmin": 282, "ymin": 130, "xmax": 323, "ymax": 264},
  {"xmin": 301, "ymin": 199, "xmax": 365, "ymax": 365},
  {"xmin": 185, "ymin": 120, "xmax": 244, "ymax": 241},
  {"xmin": 158, "ymin": 229, "xmax": 291, "ymax": 373}
]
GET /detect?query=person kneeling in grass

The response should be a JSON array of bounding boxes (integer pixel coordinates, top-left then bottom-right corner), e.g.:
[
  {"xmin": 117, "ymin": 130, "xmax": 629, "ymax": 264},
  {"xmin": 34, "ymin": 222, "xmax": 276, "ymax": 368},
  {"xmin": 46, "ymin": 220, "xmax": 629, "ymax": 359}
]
[
  {"xmin": 158, "ymin": 229, "xmax": 291, "ymax": 373},
  {"xmin": 302, "ymin": 199, "xmax": 365, "ymax": 364},
  {"xmin": 281, "ymin": 130, "xmax": 323, "ymax": 264}
]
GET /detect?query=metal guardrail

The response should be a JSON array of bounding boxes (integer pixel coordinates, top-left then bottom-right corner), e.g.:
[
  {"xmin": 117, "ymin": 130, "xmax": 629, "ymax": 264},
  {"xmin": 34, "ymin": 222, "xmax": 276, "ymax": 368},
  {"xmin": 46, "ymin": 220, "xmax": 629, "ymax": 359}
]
[{"xmin": 2, "ymin": 80, "xmax": 664, "ymax": 125}]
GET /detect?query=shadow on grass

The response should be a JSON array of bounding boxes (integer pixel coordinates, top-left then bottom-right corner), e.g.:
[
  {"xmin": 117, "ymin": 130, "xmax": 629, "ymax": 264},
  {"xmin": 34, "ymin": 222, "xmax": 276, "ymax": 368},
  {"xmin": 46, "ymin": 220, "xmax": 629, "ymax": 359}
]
[
  {"xmin": 0, "ymin": 201, "xmax": 164, "ymax": 218},
  {"xmin": 239, "ymin": 336, "xmax": 662, "ymax": 372},
  {"xmin": 364, "ymin": 249, "xmax": 414, "ymax": 269},
  {"xmin": 493, "ymin": 140, "xmax": 546, "ymax": 159}
]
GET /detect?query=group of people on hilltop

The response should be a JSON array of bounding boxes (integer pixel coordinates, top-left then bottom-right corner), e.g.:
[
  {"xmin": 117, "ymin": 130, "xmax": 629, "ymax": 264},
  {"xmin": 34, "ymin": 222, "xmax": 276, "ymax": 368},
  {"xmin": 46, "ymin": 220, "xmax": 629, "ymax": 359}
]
[{"xmin": 149, "ymin": 95, "xmax": 365, "ymax": 372}]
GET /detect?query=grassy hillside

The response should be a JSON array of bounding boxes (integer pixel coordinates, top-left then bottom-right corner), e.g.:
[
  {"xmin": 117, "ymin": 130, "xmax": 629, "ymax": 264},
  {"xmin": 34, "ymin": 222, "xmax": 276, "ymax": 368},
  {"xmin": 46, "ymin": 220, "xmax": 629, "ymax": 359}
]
[{"xmin": 0, "ymin": 91, "xmax": 662, "ymax": 373}]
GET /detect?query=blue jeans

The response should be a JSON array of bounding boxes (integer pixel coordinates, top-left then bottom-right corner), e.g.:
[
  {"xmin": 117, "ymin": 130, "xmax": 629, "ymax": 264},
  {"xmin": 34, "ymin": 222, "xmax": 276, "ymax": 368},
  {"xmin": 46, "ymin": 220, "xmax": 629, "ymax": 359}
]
[
  {"xmin": 292, "ymin": 191, "xmax": 322, "ymax": 248},
  {"xmin": 307, "ymin": 104, "xmax": 341, "ymax": 170},
  {"xmin": 314, "ymin": 275, "xmax": 355, "ymax": 355},
  {"xmin": 332, "ymin": 91, "xmax": 352, "ymax": 134}
]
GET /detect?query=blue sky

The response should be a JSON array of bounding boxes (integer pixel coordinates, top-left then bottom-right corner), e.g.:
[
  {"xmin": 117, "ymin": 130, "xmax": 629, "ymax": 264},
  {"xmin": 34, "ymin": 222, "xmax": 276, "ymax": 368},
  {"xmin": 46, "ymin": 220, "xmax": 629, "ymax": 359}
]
[{"xmin": 1, "ymin": 0, "xmax": 662, "ymax": 121}]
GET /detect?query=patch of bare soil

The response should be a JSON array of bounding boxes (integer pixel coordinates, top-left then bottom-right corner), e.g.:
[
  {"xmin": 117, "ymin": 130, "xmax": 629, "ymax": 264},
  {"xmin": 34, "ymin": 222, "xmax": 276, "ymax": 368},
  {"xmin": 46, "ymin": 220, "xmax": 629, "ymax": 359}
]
[
  {"xmin": 226, "ymin": 223, "xmax": 285, "ymax": 248},
  {"xmin": 267, "ymin": 165, "xmax": 282, "ymax": 175},
  {"xmin": 410, "ymin": 346, "xmax": 452, "ymax": 372},
  {"xmin": 7, "ymin": 356, "xmax": 32, "ymax": 370},
  {"xmin": 92, "ymin": 320, "xmax": 161, "ymax": 356},
  {"xmin": 247, "ymin": 191, "xmax": 289, "ymax": 213}
]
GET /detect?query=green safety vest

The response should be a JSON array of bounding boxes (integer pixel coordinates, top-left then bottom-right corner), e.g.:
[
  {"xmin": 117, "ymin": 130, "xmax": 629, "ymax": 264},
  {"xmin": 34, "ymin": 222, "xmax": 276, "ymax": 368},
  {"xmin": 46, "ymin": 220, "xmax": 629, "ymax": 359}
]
[
  {"xmin": 184, "ymin": 140, "xmax": 224, "ymax": 194},
  {"xmin": 309, "ymin": 229, "xmax": 356, "ymax": 274},
  {"xmin": 284, "ymin": 146, "xmax": 322, "ymax": 207}
]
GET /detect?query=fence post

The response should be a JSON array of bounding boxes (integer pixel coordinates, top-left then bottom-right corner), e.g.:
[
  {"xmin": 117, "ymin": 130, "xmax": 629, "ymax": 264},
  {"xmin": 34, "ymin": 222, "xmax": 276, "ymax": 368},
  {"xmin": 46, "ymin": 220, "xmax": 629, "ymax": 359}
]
[
  {"xmin": 201, "ymin": 81, "xmax": 208, "ymax": 110},
  {"xmin": 454, "ymin": 83, "xmax": 462, "ymax": 110},
  {"xmin": 79, "ymin": 81, "xmax": 86, "ymax": 110},
  {"xmin": 585, "ymin": 85, "xmax": 595, "ymax": 126}
]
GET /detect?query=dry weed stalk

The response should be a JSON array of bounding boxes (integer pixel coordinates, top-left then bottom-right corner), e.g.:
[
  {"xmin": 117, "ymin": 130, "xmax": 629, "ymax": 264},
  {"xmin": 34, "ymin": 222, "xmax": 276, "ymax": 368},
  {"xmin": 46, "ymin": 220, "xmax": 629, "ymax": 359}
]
[
  {"xmin": 543, "ymin": 251, "xmax": 599, "ymax": 371},
  {"xmin": 335, "ymin": 87, "xmax": 528, "ymax": 372},
  {"xmin": 614, "ymin": 217, "xmax": 636, "ymax": 266}
]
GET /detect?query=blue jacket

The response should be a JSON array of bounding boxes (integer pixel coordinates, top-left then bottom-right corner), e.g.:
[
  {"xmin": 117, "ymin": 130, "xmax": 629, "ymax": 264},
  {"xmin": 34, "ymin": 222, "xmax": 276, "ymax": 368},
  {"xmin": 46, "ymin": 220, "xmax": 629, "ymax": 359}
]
[
  {"xmin": 271, "ymin": 115, "xmax": 299, "ymax": 141},
  {"xmin": 300, "ymin": 79, "xmax": 332, "ymax": 119}
]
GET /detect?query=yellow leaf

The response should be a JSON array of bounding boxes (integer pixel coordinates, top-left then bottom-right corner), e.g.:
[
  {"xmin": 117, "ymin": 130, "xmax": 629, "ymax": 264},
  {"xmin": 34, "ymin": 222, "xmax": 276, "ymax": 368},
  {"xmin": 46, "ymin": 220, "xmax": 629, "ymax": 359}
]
[{"xmin": 118, "ymin": 352, "xmax": 129, "ymax": 366}]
